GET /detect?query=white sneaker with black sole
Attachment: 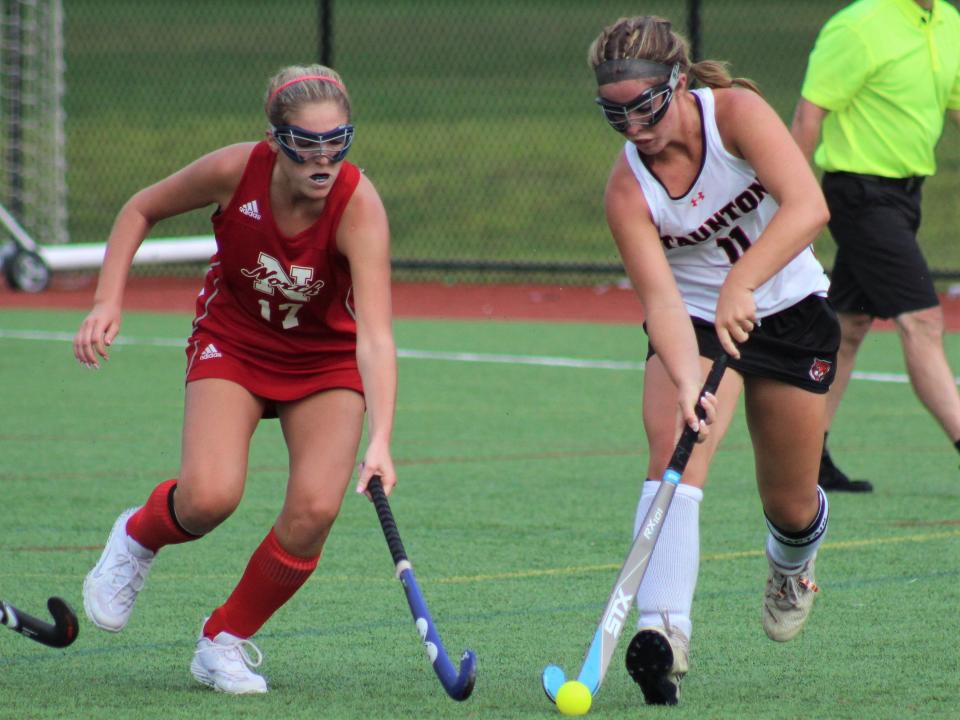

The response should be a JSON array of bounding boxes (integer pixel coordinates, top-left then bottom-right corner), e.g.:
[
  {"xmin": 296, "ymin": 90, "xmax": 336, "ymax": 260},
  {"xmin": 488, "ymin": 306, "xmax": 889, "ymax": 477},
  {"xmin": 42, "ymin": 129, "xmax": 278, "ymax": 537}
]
[
  {"xmin": 625, "ymin": 613, "xmax": 689, "ymax": 706},
  {"xmin": 83, "ymin": 507, "xmax": 155, "ymax": 632}
]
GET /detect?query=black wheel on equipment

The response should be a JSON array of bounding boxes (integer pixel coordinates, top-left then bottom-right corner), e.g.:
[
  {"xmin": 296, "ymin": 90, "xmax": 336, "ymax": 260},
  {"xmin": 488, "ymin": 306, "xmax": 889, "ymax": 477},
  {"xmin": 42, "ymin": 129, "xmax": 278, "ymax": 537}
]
[{"xmin": 4, "ymin": 248, "xmax": 51, "ymax": 292}]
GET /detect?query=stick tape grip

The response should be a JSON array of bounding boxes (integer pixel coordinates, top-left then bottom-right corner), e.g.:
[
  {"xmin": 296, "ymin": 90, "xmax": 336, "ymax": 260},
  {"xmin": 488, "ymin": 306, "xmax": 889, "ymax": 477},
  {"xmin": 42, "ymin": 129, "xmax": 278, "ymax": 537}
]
[
  {"xmin": 666, "ymin": 353, "xmax": 728, "ymax": 476},
  {"xmin": 368, "ymin": 476, "xmax": 408, "ymax": 566}
]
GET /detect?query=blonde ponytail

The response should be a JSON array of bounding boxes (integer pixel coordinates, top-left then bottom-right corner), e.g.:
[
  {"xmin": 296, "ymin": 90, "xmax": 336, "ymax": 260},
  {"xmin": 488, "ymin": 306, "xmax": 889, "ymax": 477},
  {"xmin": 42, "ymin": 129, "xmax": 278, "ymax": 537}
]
[{"xmin": 689, "ymin": 60, "xmax": 761, "ymax": 95}]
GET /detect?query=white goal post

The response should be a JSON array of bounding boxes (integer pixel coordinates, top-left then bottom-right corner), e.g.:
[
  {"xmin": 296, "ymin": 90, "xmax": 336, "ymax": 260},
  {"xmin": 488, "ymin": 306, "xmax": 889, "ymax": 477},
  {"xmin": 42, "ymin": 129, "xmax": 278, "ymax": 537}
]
[
  {"xmin": 2, "ymin": 1, "xmax": 214, "ymax": 276},
  {"xmin": 39, "ymin": 235, "xmax": 217, "ymax": 271},
  {"xmin": 1, "ymin": 0, "xmax": 68, "ymax": 247}
]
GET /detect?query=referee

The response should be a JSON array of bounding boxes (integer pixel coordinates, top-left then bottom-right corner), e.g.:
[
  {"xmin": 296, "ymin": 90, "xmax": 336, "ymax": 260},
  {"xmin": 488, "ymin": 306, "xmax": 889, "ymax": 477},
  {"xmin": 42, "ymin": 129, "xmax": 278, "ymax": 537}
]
[{"xmin": 792, "ymin": 0, "xmax": 960, "ymax": 492}]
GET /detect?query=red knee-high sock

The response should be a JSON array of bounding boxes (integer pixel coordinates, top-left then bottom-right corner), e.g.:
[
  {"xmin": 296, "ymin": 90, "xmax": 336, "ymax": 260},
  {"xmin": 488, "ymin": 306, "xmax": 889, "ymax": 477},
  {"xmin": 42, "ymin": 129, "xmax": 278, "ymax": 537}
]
[
  {"xmin": 203, "ymin": 528, "xmax": 319, "ymax": 639},
  {"xmin": 125, "ymin": 479, "xmax": 200, "ymax": 553}
]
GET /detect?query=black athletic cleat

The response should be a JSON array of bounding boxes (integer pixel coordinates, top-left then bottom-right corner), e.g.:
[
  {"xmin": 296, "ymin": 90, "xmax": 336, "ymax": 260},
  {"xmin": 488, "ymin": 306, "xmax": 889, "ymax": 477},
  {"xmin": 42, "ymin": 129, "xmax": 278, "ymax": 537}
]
[
  {"xmin": 625, "ymin": 624, "xmax": 688, "ymax": 706},
  {"xmin": 818, "ymin": 457, "xmax": 873, "ymax": 493}
]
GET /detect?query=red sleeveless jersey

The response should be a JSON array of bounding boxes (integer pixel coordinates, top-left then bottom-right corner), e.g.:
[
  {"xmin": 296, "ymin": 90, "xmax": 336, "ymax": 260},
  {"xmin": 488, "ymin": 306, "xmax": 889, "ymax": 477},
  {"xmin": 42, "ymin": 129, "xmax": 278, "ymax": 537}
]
[{"xmin": 185, "ymin": 142, "xmax": 363, "ymax": 401}]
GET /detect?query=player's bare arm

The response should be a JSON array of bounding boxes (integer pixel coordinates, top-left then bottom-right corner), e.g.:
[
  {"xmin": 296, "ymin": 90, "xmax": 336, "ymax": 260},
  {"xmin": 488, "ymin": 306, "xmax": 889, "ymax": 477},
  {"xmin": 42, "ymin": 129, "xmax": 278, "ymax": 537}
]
[
  {"xmin": 712, "ymin": 89, "xmax": 829, "ymax": 354},
  {"xmin": 98, "ymin": 143, "xmax": 253, "ymax": 302},
  {"xmin": 338, "ymin": 174, "xmax": 398, "ymax": 496},
  {"xmin": 605, "ymin": 154, "xmax": 707, "ymax": 432},
  {"xmin": 73, "ymin": 144, "xmax": 254, "ymax": 368}
]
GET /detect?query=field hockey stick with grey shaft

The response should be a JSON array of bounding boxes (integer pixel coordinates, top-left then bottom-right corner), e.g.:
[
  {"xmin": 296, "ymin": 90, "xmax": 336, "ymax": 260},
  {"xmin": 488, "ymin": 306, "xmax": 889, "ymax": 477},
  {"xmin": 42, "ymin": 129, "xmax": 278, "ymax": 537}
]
[
  {"xmin": 1, "ymin": 596, "xmax": 79, "ymax": 648},
  {"xmin": 368, "ymin": 476, "xmax": 477, "ymax": 701},
  {"xmin": 542, "ymin": 353, "xmax": 728, "ymax": 702}
]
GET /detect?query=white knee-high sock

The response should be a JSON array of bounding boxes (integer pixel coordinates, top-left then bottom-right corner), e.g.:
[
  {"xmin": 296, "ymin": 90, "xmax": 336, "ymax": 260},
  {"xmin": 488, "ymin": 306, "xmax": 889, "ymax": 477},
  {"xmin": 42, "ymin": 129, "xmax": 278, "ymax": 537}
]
[
  {"xmin": 633, "ymin": 480, "xmax": 702, "ymax": 640},
  {"xmin": 765, "ymin": 485, "xmax": 829, "ymax": 572}
]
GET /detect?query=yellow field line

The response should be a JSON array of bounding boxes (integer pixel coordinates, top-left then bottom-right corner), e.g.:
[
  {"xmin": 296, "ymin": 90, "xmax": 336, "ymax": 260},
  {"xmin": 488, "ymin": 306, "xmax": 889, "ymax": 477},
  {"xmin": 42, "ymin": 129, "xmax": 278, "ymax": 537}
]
[
  {"xmin": 4, "ymin": 529, "xmax": 958, "ymax": 585},
  {"xmin": 432, "ymin": 528, "xmax": 960, "ymax": 584}
]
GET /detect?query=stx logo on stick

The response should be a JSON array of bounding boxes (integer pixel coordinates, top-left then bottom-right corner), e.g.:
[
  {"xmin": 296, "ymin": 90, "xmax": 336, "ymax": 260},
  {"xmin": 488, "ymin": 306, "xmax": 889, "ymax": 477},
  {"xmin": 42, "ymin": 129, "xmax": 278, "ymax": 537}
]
[{"xmin": 602, "ymin": 586, "xmax": 634, "ymax": 636}]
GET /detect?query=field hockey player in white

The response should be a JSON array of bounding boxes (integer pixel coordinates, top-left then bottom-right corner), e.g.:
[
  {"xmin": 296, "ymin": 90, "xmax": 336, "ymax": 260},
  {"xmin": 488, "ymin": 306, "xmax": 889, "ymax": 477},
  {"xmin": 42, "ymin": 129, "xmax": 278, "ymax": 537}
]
[{"xmin": 588, "ymin": 15, "xmax": 839, "ymax": 705}]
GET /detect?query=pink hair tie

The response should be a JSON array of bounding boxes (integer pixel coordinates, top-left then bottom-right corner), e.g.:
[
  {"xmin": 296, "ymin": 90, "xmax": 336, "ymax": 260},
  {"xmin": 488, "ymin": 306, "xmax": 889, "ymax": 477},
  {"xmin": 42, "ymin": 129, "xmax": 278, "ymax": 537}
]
[{"xmin": 267, "ymin": 75, "xmax": 345, "ymax": 107}]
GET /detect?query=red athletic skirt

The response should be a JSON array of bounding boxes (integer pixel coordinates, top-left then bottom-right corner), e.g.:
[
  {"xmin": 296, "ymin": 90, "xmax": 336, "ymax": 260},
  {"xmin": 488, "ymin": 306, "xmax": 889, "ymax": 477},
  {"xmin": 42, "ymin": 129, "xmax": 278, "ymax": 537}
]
[{"xmin": 185, "ymin": 333, "xmax": 363, "ymax": 417}]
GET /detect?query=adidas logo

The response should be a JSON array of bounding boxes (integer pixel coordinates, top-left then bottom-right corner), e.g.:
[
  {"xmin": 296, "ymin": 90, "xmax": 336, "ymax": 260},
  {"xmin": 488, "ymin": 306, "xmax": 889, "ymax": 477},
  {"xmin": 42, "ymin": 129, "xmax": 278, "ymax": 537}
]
[
  {"xmin": 239, "ymin": 200, "xmax": 261, "ymax": 220},
  {"xmin": 199, "ymin": 343, "xmax": 222, "ymax": 360}
]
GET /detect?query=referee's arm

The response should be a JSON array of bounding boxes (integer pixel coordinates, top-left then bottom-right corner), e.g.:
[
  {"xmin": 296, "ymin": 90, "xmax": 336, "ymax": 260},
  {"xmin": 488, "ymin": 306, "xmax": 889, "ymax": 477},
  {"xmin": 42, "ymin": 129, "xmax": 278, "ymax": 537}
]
[{"xmin": 790, "ymin": 99, "xmax": 828, "ymax": 167}]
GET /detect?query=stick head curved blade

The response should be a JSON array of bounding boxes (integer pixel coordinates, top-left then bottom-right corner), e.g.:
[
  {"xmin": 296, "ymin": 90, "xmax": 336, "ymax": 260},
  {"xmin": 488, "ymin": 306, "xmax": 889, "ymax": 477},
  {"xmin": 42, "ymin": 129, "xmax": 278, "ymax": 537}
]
[
  {"xmin": 448, "ymin": 649, "xmax": 477, "ymax": 701},
  {"xmin": 542, "ymin": 664, "xmax": 567, "ymax": 702},
  {"xmin": 46, "ymin": 597, "xmax": 79, "ymax": 647}
]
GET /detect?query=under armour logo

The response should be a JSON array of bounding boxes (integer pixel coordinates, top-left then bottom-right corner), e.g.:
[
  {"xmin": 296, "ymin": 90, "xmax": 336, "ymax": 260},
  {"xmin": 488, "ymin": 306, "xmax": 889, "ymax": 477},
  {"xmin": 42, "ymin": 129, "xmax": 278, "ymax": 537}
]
[{"xmin": 691, "ymin": 191, "xmax": 705, "ymax": 207}]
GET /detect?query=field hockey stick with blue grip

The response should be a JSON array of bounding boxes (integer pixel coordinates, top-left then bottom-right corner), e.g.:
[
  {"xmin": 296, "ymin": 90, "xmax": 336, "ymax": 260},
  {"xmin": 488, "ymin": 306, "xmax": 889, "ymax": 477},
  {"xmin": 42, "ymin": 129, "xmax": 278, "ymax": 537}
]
[
  {"xmin": 368, "ymin": 476, "xmax": 477, "ymax": 701},
  {"xmin": 1, "ymin": 596, "xmax": 79, "ymax": 648},
  {"xmin": 542, "ymin": 352, "xmax": 728, "ymax": 703}
]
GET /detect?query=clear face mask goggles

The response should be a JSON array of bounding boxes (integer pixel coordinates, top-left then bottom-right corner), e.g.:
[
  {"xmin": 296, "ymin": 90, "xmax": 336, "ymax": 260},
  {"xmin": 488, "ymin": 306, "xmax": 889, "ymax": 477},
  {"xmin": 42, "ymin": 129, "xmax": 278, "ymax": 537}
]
[
  {"xmin": 271, "ymin": 123, "xmax": 354, "ymax": 164},
  {"xmin": 595, "ymin": 63, "xmax": 680, "ymax": 132}
]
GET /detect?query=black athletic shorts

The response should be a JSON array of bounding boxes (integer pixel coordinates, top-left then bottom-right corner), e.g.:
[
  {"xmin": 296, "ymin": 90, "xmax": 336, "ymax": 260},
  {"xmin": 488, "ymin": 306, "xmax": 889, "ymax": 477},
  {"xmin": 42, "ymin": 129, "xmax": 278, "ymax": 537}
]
[
  {"xmin": 822, "ymin": 171, "xmax": 936, "ymax": 319},
  {"xmin": 646, "ymin": 294, "xmax": 840, "ymax": 394}
]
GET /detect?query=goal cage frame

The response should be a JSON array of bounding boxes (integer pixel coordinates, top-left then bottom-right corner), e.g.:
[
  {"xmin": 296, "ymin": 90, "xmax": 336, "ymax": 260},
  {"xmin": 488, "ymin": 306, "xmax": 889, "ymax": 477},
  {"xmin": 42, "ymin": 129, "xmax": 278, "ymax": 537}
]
[{"xmin": 1, "ymin": 0, "xmax": 67, "ymax": 251}]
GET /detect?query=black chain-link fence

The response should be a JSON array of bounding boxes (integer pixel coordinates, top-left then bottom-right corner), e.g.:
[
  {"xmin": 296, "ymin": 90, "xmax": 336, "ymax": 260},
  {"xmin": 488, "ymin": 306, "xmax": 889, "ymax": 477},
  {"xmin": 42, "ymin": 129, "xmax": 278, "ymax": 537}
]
[{"xmin": 61, "ymin": 0, "xmax": 960, "ymax": 283}]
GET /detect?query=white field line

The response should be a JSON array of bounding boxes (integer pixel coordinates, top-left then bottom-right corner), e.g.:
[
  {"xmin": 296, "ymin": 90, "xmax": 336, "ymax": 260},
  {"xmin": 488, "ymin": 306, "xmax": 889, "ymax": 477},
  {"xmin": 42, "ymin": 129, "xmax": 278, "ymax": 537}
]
[{"xmin": 0, "ymin": 327, "xmax": 938, "ymax": 383}]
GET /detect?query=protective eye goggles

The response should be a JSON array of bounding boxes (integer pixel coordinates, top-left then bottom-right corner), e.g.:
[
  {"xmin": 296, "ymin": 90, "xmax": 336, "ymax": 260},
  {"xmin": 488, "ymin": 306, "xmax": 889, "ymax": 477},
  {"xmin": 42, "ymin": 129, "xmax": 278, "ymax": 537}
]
[
  {"xmin": 271, "ymin": 123, "xmax": 354, "ymax": 164},
  {"xmin": 595, "ymin": 63, "xmax": 680, "ymax": 132}
]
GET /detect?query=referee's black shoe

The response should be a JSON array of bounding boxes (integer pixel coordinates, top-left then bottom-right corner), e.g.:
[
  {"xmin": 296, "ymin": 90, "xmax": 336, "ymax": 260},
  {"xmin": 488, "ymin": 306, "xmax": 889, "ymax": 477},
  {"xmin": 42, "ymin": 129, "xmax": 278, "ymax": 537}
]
[{"xmin": 818, "ymin": 453, "xmax": 873, "ymax": 493}]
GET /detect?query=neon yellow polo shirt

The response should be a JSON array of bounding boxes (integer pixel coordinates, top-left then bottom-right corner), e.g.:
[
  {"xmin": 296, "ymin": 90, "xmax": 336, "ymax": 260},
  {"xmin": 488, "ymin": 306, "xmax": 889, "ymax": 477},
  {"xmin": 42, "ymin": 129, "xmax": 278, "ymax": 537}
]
[{"xmin": 801, "ymin": 0, "xmax": 960, "ymax": 177}]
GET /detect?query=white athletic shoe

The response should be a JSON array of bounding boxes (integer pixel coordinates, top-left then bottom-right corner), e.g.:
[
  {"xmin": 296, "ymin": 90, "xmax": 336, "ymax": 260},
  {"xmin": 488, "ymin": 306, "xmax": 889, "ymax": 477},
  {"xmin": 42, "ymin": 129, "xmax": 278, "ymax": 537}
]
[
  {"xmin": 191, "ymin": 623, "xmax": 268, "ymax": 695},
  {"xmin": 83, "ymin": 507, "xmax": 155, "ymax": 632},
  {"xmin": 762, "ymin": 552, "xmax": 819, "ymax": 642}
]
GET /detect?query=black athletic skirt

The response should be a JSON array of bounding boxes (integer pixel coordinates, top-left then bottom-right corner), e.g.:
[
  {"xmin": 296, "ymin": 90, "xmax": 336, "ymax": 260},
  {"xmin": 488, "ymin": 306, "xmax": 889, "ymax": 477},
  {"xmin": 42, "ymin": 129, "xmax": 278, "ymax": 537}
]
[{"xmin": 646, "ymin": 294, "xmax": 840, "ymax": 394}]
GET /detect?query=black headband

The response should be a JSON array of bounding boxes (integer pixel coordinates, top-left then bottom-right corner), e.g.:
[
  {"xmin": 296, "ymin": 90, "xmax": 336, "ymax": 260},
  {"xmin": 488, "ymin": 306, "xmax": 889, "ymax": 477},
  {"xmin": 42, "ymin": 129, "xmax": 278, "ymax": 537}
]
[{"xmin": 594, "ymin": 58, "xmax": 674, "ymax": 86}]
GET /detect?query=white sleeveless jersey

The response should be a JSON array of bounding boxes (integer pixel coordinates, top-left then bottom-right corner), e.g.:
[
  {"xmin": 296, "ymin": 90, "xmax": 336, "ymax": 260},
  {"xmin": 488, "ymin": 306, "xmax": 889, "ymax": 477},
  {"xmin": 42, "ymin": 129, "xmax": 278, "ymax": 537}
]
[{"xmin": 623, "ymin": 88, "xmax": 829, "ymax": 322}]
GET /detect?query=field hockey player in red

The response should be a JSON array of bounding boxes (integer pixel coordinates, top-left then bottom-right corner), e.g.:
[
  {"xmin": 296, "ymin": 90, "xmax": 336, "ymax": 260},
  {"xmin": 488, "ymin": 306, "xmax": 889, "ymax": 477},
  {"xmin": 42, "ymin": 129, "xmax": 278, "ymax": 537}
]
[{"xmin": 73, "ymin": 64, "xmax": 397, "ymax": 694}]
